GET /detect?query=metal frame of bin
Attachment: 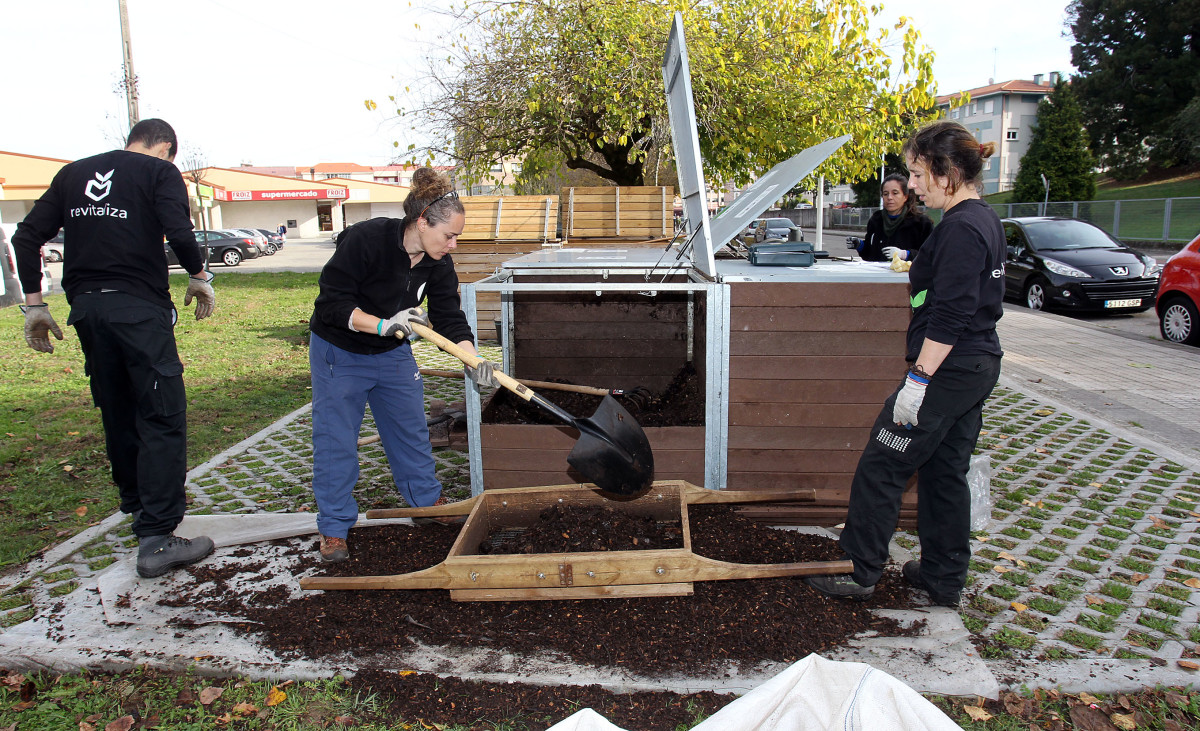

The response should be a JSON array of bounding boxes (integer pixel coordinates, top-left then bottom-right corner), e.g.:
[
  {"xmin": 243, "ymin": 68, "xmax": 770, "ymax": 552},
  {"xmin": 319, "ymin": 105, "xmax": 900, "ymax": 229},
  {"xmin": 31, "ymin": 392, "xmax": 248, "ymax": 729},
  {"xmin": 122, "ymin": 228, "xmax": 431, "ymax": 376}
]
[{"xmin": 459, "ymin": 252, "xmax": 730, "ymax": 496}]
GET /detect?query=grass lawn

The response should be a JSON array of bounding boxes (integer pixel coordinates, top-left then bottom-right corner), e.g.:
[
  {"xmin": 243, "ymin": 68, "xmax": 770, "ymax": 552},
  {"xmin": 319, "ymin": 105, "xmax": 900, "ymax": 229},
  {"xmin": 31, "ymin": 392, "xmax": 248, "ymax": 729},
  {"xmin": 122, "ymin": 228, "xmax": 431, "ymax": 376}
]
[{"xmin": 0, "ymin": 272, "xmax": 317, "ymax": 571}]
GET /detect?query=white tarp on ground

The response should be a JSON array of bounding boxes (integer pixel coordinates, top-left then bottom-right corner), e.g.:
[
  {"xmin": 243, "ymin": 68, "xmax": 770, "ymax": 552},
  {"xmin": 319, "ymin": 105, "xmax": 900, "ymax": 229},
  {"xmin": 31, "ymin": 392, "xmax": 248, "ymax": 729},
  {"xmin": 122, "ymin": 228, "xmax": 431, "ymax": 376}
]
[{"xmin": 546, "ymin": 654, "xmax": 963, "ymax": 731}]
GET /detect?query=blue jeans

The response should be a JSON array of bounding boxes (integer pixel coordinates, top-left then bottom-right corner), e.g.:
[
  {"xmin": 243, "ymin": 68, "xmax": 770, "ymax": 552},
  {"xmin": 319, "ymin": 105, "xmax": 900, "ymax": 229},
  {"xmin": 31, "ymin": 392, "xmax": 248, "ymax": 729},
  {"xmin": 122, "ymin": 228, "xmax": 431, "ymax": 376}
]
[{"xmin": 309, "ymin": 331, "xmax": 441, "ymax": 538}]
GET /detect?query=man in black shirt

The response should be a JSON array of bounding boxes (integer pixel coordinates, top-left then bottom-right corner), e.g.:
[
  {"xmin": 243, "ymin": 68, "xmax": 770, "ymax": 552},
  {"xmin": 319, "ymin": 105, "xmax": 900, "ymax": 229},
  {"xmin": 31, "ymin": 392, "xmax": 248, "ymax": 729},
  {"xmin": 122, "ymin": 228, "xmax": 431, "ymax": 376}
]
[{"xmin": 12, "ymin": 119, "xmax": 218, "ymax": 579}]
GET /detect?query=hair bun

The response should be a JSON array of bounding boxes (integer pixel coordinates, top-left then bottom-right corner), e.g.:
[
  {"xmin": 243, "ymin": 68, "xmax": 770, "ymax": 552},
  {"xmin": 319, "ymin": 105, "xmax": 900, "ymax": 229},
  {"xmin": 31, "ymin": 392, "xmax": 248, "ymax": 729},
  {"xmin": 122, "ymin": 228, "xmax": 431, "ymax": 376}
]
[{"xmin": 979, "ymin": 141, "xmax": 997, "ymax": 159}]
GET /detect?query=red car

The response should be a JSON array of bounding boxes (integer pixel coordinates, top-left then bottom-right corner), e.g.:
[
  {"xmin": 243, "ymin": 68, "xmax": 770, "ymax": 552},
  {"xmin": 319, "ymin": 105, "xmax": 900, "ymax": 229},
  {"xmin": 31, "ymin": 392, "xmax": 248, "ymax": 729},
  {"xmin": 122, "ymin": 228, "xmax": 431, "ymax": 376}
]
[{"xmin": 1156, "ymin": 233, "xmax": 1200, "ymax": 345}]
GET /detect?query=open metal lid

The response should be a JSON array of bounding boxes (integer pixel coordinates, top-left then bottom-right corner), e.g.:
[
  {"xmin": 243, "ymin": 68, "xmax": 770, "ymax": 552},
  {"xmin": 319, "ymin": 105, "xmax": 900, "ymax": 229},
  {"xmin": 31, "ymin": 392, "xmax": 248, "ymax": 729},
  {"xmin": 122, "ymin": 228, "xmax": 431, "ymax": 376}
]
[{"xmin": 661, "ymin": 12, "xmax": 850, "ymax": 278}]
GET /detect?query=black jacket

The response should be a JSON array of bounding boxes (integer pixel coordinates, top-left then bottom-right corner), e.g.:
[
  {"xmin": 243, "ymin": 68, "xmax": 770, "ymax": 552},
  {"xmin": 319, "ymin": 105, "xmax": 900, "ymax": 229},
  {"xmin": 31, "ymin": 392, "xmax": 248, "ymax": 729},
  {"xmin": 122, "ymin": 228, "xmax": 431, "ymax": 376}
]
[
  {"xmin": 12, "ymin": 149, "xmax": 203, "ymax": 309},
  {"xmin": 858, "ymin": 209, "xmax": 934, "ymax": 262},
  {"xmin": 310, "ymin": 217, "xmax": 474, "ymax": 354},
  {"xmin": 905, "ymin": 199, "xmax": 1005, "ymax": 361}
]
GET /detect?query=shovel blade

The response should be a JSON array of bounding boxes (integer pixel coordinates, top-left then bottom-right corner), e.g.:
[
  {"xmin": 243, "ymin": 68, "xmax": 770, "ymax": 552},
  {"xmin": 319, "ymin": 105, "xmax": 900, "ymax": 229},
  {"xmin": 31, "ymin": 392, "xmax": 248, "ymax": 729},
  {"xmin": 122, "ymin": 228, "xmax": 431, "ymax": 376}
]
[{"xmin": 567, "ymin": 395, "xmax": 655, "ymax": 498}]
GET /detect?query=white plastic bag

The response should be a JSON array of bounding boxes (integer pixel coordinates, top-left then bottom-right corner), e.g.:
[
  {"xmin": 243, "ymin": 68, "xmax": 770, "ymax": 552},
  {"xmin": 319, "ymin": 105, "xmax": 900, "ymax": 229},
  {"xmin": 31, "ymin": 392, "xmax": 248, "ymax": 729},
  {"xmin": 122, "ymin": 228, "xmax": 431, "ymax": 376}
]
[{"xmin": 968, "ymin": 454, "xmax": 993, "ymax": 531}]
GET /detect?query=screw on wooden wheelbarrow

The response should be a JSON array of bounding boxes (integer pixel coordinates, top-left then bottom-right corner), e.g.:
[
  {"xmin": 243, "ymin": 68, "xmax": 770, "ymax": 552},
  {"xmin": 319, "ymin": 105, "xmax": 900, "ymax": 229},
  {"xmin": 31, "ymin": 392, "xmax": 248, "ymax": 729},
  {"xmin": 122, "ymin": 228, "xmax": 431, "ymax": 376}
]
[{"xmin": 407, "ymin": 323, "xmax": 655, "ymax": 499}]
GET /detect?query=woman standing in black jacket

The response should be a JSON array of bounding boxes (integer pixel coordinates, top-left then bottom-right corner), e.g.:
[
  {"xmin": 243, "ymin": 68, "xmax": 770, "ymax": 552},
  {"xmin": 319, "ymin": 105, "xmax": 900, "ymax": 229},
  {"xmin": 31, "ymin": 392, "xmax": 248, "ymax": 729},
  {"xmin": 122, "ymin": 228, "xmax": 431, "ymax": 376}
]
[
  {"xmin": 808, "ymin": 121, "xmax": 1005, "ymax": 607},
  {"xmin": 846, "ymin": 173, "xmax": 934, "ymax": 262}
]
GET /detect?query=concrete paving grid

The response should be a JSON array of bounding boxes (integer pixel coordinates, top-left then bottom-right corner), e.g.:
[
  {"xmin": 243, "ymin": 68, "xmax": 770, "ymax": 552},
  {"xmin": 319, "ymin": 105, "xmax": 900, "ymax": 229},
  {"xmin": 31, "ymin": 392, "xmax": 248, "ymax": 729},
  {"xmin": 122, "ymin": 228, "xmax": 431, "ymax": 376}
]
[{"xmin": 4, "ymin": 252, "xmax": 1200, "ymax": 693}]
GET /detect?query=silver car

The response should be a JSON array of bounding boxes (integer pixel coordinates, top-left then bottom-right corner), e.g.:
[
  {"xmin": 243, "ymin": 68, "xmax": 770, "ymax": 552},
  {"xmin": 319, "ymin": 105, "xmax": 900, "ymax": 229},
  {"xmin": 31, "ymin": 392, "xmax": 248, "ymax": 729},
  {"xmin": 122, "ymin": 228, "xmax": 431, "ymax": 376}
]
[{"xmin": 227, "ymin": 228, "xmax": 272, "ymax": 255}]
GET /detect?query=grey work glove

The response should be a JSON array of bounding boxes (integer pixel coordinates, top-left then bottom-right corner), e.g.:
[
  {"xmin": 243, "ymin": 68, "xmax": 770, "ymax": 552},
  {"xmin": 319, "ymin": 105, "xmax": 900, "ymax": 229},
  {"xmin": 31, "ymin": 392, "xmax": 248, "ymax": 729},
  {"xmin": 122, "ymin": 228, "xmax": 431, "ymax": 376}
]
[
  {"xmin": 892, "ymin": 370, "xmax": 929, "ymax": 429},
  {"xmin": 379, "ymin": 307, "xmax": 430, "ymax": 338},
  {"xmin": 845, "ymin": 236, "xmax": 861, "ymax": 250},
  {"xmin": 184, "ymin": 272, "xmax": 216, "ymax": 320},
  {"xmin": 20, "ymin": 303, "xmax": 64, "ymax": 353},
  {"xmin": 882, "ymin": 246, "xmax": 907, "ymax": 261},
  {"xmin": 465, "ymin": 359, "xmax": 501, "ymax": 389}
]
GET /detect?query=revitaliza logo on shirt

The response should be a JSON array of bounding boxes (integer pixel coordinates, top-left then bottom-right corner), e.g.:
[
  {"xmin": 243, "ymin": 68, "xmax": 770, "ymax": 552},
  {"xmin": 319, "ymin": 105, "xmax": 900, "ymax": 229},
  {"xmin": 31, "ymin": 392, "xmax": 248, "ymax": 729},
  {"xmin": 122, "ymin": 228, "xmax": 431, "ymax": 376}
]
[{"xmin": 72, "ymin": 169, "xmax": 129, "ymax": 219}]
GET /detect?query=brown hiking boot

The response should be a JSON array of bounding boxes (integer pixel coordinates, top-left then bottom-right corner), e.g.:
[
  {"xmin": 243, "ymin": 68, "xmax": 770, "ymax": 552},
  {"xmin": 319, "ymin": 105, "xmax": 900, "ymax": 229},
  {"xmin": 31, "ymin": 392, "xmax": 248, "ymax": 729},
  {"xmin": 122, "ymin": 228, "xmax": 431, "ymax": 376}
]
[{"xmin": 319, "ymin": 535, "xmax": 349, "ymax": 563}]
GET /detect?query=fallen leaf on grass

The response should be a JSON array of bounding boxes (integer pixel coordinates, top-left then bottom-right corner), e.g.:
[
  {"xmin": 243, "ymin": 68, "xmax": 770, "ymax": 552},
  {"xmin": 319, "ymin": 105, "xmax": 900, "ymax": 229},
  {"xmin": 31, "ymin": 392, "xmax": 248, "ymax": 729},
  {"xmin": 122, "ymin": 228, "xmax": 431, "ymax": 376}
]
[
  {"xmin": 1034, "ymin": 409, "xmax": 1054, "ymax": 416},
  {"xmin": 1110, "ymin": 713, "xmax": 1136, "ymax": 730},
  {"xmin": 64, "ymin": 465, "xmax": 74, "ymax": 473},
  {"xmin": 1151, "ymin": 516, "xmax": 1171, "ymax": 529},
  {"xmin": 992, "ymin": 565, "xmax": 1012, "ymax": 574},
  {"xmin": 1011, "ymin": 601, "xmax": 1028, "ymax": 612},
  {"xmin": 75, "ymin": 506, "xmax": 87, "ymax": 517},
  {"xmin": 266, "ymin": 686, "xmax": 286, "ymax": 706},
  {"xmin": 1086, "ymin": 595, "xmax": 1106, "ymax": 606},
  {"xmin": 1130, "ymin": 573, "xmax": 1149, "ymax": 584},
  {"xmin": 333, "ymin": 716, "xmax": 356, "ymax": 725},
  {"xmin": 962, "ymin": 705, "xmax": 992, "ymax": 721},
  {"xmin": 232, "ymin": 702, "xmax": 258, "ymax": 716},
  {"xmin": 1, "ymin": 672, "xmax": 24, "ymax": 689},
  {"xmin": 1165, "ymin": 691, "xmax": 1189, "ymax": 708},
  {"xmin": 1182, "ymin": 578, "xmax": 1200, "ymax": 589},
  {"xmin": 1069, "ymin": 703, "xmax": 1116, "ymax": 730},
  {"xmin": 199, "ymin": 686, "xmax": 224, "ymax": 705},
  {"xmin": 998, "ymin": 550, "xmax": 1018, "ymax": 561},
  {"xmin": 1079, "ymin": 692, "xmax": 1101, "ymax": 705},
  {"xmin": 1177, "ymin": 660, "xmax": 1199, "ymax": 670},
  {"xmin": 104, "ymin": 717, "xmax": 134, "ymax": 731},
  {"xmin": 79, "ymin": 722, "xmax": 96, "ymax": 731}
]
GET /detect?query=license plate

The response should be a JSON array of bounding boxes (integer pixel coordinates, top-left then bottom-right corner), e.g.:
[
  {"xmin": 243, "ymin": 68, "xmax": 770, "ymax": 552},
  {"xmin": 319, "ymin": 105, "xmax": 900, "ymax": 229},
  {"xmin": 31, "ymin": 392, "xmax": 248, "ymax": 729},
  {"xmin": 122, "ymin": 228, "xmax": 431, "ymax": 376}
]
[{"xmin": 1104, "ymin": 298, "xmax": 1141, "ymax": 308}]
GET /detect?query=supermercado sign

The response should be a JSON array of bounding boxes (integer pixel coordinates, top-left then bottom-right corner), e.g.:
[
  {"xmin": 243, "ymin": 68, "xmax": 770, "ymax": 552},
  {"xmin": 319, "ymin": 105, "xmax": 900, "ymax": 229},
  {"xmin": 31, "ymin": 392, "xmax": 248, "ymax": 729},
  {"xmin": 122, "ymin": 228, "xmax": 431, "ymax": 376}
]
[{"xmin": 220, "ymin": 188, "xmax": 348, "ymax": 202}]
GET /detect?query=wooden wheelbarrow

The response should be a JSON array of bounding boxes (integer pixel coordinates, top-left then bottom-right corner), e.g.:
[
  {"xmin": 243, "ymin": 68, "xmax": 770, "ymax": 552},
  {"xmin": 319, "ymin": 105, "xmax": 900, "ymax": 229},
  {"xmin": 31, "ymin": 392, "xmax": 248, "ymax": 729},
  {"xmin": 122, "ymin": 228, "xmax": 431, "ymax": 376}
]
[{"xmin": 298, "ymin": 480, "xmax": 854, "ymax": 601}]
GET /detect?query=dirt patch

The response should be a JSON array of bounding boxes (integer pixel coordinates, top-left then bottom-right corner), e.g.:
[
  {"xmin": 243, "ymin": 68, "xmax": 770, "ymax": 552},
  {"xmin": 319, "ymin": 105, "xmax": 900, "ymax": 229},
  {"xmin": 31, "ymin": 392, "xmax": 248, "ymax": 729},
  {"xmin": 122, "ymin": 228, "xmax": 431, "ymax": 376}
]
[
  {"xmin": 483, "ymin": 364, "xmax": 705, "ymax": 427},
  {"xmin": 479, "ymin": 503, "xmax": 684, "ymax": 554},
  {"xmin": 162, "ymin": 504, "xmax": 926, "ymax": 728}
]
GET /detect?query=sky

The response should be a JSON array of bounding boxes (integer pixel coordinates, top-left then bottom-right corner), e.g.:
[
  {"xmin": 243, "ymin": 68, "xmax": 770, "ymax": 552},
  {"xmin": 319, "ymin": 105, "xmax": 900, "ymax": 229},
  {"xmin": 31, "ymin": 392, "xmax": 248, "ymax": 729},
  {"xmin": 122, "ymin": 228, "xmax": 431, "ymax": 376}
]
[{"xmin": 0, "ymin": 0, "xmax": 1077, "ymax": 169}]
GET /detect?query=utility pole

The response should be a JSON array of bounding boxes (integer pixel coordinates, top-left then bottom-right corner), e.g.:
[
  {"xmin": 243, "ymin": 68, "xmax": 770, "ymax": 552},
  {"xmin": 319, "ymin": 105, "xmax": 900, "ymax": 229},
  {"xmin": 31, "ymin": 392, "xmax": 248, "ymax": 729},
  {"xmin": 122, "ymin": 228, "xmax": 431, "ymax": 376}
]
[{"xmin": 119, "ymin": 0, "xmax": 139, "ymax": 128}]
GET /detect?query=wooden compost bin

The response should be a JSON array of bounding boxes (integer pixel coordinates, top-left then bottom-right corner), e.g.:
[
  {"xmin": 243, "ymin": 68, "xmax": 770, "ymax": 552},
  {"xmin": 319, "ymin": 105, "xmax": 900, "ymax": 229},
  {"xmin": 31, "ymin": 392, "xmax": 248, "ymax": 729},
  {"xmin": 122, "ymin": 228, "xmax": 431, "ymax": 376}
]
[
  {"xmin": 456, "ymin": 195, "xmax": 560, "ymax": 340},
  {"xmin": 480, "ymin": 272, "xmax": 706, "ymax": 491},
  {"xmin": 726, "ymin": 280, "xmax": 915, "ymax": 527},
  {"xmin": 560, "ymin": 186, "xmax": 673, "ymax": 243}
]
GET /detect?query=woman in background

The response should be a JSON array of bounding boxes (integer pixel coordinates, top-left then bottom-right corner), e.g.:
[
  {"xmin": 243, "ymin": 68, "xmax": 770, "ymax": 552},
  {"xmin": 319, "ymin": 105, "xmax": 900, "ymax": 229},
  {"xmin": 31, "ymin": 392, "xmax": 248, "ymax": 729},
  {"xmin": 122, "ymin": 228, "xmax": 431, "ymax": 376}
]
[{"xmin": 845, "ymin": 172, "xmax": 934, "ymax": 262}]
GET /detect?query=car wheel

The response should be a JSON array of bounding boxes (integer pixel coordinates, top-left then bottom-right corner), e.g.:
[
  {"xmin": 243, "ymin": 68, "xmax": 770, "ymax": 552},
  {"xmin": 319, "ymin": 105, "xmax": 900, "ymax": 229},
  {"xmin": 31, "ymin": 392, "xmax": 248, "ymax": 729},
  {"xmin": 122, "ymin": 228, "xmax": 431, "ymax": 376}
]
[
  {"xmin": 1159, "ymin": 296, "xmax": 1200, "ymax": 345},
  {"xmin": 1024, "ymin": 277, "xmax": 1049, "ymax": 311},
  {"xmin": 48, "ymin": 250, "xmax": 63, "ymax": 262},
  {"xmin": 222, "ymin": 248, "xmax": 243, "ymax": 267},
  {"xmin": 265, "ymin": 243, "xmax": 277, "ymax": 255}
]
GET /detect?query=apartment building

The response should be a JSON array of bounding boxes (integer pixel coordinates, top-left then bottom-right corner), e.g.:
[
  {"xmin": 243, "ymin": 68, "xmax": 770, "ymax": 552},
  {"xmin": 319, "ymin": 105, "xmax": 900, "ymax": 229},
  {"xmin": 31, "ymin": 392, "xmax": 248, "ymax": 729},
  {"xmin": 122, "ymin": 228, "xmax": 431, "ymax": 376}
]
[{"xmin": 936, "ymin": 73, "xmax": 1060, "ymax": 194}]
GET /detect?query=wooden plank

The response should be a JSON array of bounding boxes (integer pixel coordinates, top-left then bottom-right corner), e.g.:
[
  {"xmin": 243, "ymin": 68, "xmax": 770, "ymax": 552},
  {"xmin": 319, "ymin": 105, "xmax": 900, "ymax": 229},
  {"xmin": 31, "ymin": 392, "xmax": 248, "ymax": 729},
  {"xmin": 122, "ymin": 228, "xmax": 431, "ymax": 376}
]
[
  {"xmin": 729, "ymin": 402, "xmax": 883, "ymax": 428},
  {"xmin": 728, "ymin": 379, "xmax": 896, "ymax": 404},
  {"xmin": 726, "ymin": 450, "xmax": 864, "ymax": 474},
  {"xmin": 724, "ymin": 472, "xmax": 858, "ymax": 492},
  {"xmin": 728, "ymin": 355, "xmax": 903, "ymax": 380},
  {"xmin": 482, "ymin": 447, "xmax": 705, "ymax": 474},
  {"xmin": 451, "ymin": 583, "xmax": 694, "ymax": 601},
  {"xmin": 729, "ymin": 331, "xmax": 907, "ymax": 357},
  {"xmin": 730, "ymin": 307, "xmax": 912, "ymax": 332},
  {"xmin": 727, "ymin": 426, "xmax": 871, "ymax": 451},
  {"xmin": 480, "ymin": 424, "xmax": 704, "ymax": 451},
  {"xmin": 728, "ymin": 282, "xmax": 910, "ymax": 307}
]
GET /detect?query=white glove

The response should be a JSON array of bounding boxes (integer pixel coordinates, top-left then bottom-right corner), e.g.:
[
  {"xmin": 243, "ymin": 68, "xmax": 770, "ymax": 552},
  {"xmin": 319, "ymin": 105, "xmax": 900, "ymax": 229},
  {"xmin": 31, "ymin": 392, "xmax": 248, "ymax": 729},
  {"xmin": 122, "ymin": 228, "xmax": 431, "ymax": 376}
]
[
  {"xmin": 892, "ymin": 370, "xmax": 929, "ymax": 428},
  {"xmin": 465, "ymin": 359, "xmax": 501, "ymax": 389},
  {"xmin": 20, "ymin": 304, "xmax": 64, "ymax": 353},
  {"xmin": 184, "ymin": 272, "xmax": 216, "ymax": 320},
  {"xmin": 378, "ymin": 307, "xmax": 430, "ymax": 338},
  {"xmin": 882, "ymin": 246, "xmax": 907, "ymax": 261}
]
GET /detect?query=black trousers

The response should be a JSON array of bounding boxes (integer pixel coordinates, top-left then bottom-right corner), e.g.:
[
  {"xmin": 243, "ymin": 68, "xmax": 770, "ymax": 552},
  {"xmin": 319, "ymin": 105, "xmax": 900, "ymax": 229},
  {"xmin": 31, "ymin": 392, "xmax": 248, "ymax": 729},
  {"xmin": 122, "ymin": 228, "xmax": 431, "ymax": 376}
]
[
  {"xmin": 67, "ymin": 292, "xmax": 188, "ymax": 538},
  {"xmin": 839, "ymin": 353, "xmax": 1001, "ymax": 599}
]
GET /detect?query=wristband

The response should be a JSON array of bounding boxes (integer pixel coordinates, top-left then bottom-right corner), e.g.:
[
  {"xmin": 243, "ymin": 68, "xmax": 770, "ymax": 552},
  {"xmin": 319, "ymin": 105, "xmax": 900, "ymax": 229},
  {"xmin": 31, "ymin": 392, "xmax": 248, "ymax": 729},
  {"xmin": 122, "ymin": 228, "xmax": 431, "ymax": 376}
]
[
  {"xmin": 906, "ymin": 369, "xmax": 929, "ymax": 385},
  {"xmin": 376, "ymin": 320, "xmax": 384, "ymax": 336}
]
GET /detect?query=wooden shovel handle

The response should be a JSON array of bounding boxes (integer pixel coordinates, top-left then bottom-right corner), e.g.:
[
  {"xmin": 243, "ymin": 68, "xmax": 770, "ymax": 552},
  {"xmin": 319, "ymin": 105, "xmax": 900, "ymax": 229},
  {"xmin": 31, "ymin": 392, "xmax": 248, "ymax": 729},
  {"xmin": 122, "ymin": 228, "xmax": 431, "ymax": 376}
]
[
  {"xmin": 420, "ymin": 368, "xmax": 612, "ymax": 397},
  {"xmin": 409, "ymin": 323, "xmax": 536, "ymax": 403}
]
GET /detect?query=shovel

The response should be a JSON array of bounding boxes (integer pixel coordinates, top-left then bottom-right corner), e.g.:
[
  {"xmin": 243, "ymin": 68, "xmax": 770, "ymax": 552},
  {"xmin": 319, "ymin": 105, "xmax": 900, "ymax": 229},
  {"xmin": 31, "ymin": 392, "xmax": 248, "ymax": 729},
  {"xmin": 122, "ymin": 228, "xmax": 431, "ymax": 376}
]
[{"xmin": 408, "ymin": 323, "xmax": 655, "ymax": 498}]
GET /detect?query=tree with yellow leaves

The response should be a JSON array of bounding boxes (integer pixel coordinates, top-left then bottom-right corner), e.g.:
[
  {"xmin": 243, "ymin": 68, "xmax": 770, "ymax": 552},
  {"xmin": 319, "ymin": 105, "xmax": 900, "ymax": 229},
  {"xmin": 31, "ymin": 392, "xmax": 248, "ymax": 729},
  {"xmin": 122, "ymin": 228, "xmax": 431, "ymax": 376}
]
[{"xmin": 379, "ymin": 0, "xmax": 937, "ymax": 188}]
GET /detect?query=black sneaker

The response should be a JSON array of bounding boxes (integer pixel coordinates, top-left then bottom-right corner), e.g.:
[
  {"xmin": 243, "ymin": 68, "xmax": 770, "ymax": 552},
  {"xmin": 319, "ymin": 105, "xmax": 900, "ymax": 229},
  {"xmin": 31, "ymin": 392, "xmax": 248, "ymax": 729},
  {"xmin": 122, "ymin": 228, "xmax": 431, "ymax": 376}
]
[
  {"xmin": 902, "ymin": 560, "xmax": 961, "ymax": 607},
  {"xmin": 803, "ymin": 573, "xmax": 875, "ymax": 600},
  {"xmin": 136, "ymin": 535, "xmax": 215, "ymax": 578}
]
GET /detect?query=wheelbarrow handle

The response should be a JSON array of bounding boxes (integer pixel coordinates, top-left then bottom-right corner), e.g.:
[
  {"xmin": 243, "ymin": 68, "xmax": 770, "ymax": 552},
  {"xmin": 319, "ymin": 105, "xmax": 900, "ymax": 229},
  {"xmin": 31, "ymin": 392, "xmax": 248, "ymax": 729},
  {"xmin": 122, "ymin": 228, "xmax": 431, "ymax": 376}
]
[{"xmin": 408, "ymin": 323, "xmax": 537, "ymax": 404}]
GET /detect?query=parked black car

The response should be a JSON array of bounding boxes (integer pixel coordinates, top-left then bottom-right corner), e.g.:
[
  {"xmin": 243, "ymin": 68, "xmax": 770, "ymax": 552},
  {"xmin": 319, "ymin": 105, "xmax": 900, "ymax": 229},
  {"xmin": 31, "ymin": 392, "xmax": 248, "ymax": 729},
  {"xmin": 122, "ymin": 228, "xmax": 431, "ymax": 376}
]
[
  {"xmin": 165, "ymin": 230, "xmax": 259, "ymax": 268},
  {"xmin": 255, "ymin": 228, "xmax": 285, "ymax": 252},
  {"xmin": 753, "ymin": 217, "xmax": 802, "ymax": 243},
  {"xmin": 1002, "ymin": 217, "xmax": 1160, "ymax": 313}
]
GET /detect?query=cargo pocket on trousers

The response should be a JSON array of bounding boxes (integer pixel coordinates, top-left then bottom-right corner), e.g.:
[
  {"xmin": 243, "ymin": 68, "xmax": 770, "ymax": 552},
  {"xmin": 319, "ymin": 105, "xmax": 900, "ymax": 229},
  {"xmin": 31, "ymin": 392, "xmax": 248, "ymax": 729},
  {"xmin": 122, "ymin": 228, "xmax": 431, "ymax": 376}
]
[{"xmin": 148, "ymin": 360, "xmax": 187, "ymax": 417}]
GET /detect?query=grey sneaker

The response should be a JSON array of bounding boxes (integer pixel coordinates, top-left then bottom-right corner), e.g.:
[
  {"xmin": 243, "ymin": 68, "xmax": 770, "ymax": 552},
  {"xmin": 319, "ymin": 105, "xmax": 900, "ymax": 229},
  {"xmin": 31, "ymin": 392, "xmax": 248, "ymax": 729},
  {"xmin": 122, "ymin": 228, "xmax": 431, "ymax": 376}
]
[
  {"xmin": 902, "ymin": 560, "xmax": 961, "ymax": 607},
  {"xmin": 136, "ymin": 535, "xmax": 215, "ymax": 578},
  {"xmin": 803, "ymin": 573, "xmax": 875, "ymax": 600}
]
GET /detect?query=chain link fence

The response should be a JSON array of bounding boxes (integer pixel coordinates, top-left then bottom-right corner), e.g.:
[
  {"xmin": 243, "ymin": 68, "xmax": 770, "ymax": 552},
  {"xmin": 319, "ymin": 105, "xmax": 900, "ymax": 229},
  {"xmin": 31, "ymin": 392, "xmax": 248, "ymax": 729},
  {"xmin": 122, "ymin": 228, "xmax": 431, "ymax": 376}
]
[{"xmin": 827, "ymin": 197, "xmax": 1200, "ymax": 245}]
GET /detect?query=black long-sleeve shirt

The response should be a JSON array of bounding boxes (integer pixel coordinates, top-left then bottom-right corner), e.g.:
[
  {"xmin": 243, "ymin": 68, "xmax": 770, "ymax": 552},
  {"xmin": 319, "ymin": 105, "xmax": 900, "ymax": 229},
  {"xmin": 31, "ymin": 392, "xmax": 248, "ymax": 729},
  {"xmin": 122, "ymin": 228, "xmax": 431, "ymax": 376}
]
[
  {"xmin": 858, "ymin": 209, "xmax": 934, "ymax": 262},
  {"xmin": 12, "ymin": 149, "xmax": 203, "ymax": 309},
  {"xmin": 310, "ymin": 216, "xmax": 474, "ymax": 354},
  {"xmin": 905, "ymin": 198, "xmax": 1005, "ymax": 361}
]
